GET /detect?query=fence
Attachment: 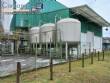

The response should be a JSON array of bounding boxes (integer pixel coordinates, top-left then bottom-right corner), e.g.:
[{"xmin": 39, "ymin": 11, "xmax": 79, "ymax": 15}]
[
  {"xmin": 0, "ymin": 44, "xmax": 109, "ymax": 82},
  {"xmin": 15, "ymin": 49, "xmax": 108, "ymax": 83},
  {"xmin": 0, "ymin": 30, "xmax": 108, "ymax": 82}
]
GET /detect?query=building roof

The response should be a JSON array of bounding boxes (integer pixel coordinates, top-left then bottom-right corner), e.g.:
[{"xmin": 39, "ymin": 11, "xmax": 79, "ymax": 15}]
[{"xmin": 71, "ymin": 5, "xmax": 110, "ymax": 27}]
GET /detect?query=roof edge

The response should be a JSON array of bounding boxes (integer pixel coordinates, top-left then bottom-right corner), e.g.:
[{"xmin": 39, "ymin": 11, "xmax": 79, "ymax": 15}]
[{"xmin": 71, "ymin": 4, "xmax": 110, "ymax": 27}]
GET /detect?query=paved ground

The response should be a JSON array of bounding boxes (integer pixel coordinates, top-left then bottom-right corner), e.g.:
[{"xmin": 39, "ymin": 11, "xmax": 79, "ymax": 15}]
[{"xmin": 0, "ymin": 55, "xmax": 66, "ymax": 77}]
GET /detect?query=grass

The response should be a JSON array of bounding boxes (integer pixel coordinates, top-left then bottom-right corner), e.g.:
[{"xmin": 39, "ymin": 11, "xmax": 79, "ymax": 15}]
[{"xmin": 0, "ymin": 52, "xmax": 110, "ymax": 83}]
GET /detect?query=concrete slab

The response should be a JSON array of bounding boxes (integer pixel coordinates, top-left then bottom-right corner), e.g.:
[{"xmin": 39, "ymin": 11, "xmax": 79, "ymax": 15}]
[{"xmin": 0, "ymin": 55, "xmax": 66, "ymax": 77}]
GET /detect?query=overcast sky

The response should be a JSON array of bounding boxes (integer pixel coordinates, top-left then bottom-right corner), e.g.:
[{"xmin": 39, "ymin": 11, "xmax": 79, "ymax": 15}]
[{"xmin": 5, "ymin": 0, "xmax": 110, "ymax": 37}]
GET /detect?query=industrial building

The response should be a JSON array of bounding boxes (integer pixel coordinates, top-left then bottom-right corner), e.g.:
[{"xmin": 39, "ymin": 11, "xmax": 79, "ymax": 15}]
[
  {"xmin": 103, "ymin": 37, "xmax": 110, "ymax": 50},
  {"xmin": 10, "ymin": 0, "xmax": 110, "ymax": 59}
]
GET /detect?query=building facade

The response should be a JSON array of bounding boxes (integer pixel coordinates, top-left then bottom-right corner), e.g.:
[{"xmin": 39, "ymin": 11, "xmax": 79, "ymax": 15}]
[
  {"xmin": 10, "ymin": 0, "xmax": 110, "ymax": 58},
  {"xmin": 103, "ymin": 37, "xmax": 110, "ymax": 50}
]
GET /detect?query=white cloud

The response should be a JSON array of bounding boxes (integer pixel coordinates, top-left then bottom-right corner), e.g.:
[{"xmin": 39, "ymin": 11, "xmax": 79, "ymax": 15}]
[
  {"xmin": 16, "ymin": 0, "xmax": 29, "ymax": 5},
  {"xmin": 57, "ymin": 0, "xmax": 87, "ymax": 8}
]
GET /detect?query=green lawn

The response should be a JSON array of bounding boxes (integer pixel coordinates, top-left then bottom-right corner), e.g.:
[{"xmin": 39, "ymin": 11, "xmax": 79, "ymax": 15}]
[{"xmin": 0, "ymin": 52, "xmax": 110, "ymax": 83}]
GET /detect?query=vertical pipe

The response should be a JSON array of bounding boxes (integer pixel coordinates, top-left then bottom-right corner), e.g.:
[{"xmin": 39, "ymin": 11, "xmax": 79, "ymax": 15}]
[
  {"xmin": 13, "ymin": 0, "xmax": 16, "ymax": 30},
  {"xmin": 13, "ymin": 0, "xmax": 18, "ymax": 55},
  {"xmin": 40, "ymin": 43, "xmax": 42, "ymax": 55},
  {"xmin": 49, "ymin": 39, "xmax": 51, "ymax": 58},
  {"xmin": 36, "ymin": 37, "xmax": 38, "ymax": 57},
  {"xmin": 35, "ymin": 37, "xmax": 38, "ymax": 69},
  {"xmin": 77, "ymin": 45, "xmax": 79, "ymax": 60},
  {"xmin": 45, "ymin": 32, "xmax": 46, "ymax": 56},
  {"xmin": 78, "ymin": 43, "xmax": 81, "ymax": 60},
  {"xmin": 17, "ymin": 41, "xmax": 19, "ymax": 56},
  {"xmin": 85, "ymin": 49, "xmax": 86, "ymax": 56},
  {"xmin": 46, "ymin": 41, "xmax": 48, "ymax": 56},
  {"xmin": 55, "ymin": 30, "xmax": 58, "ymax": 58},
  {"xmin": 59, "ymin": 30, "xmax": 62, "ymax": 59},
  {"xmin": 39, "ymin": 23, "xmax": 42, "ymax": 55},
  {"xmin": 65, "ymin": 42, "xmax": 68, "ymax": 60},
  {"xmin": 55, "ymin": 15, "xmax": 58, "ymax": 58},
  {"xmin": 53, "ymin": 30, "xmax": 56, "ymax": 57},
  {"xmin": 11, "ymin": 42, "xmax": 14, "ymax": 55}
]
